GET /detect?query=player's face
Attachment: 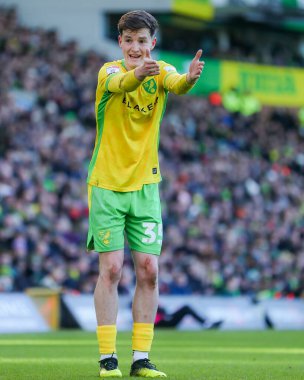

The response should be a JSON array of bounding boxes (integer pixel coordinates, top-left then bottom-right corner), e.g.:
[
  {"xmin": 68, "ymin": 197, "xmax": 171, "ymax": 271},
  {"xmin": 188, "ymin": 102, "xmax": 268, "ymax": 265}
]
[{"xmin": 118, "ymin": 28, "xmax": 156, "ymax": 70}]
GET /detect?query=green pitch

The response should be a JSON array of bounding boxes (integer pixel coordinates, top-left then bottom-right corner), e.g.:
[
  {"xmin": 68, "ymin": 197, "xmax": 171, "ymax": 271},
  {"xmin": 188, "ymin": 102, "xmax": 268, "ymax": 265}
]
[{"xmin": 1, "ymin": 330, "xmax": 304, "ymax": 379}]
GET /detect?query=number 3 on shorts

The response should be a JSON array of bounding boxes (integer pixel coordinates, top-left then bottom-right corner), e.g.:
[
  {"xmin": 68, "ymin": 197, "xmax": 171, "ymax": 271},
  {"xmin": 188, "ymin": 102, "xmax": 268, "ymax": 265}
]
[{"xmin": 142, "ymin": 222, "xmax": 162, "ymax": 245}]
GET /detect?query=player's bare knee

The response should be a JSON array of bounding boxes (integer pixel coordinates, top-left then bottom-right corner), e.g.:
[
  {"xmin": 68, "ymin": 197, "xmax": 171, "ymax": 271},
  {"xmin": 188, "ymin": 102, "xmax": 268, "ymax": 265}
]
[
  {"xmin": 100, "ymin": 262, "xmax": 122, "ymax": 284},
  {"xmin": 109, "ymin": 263, "xmax": 123, "ymax": 283},
  {"xmin": 137, "ymin": 258, "xmax": 158, "ymax": 288}
]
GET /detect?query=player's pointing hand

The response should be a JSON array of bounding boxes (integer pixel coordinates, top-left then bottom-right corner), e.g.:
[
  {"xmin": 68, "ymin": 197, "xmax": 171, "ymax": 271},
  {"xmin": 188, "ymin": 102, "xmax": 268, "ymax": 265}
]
[
  {"xmin": 192, "ymin": 49, "xmax": 203, "ymax": 62},
  {"xmin": 135, "ymin": 48, "xmax": 160, "ymax": 81},
  {"xmin": 187, "ymin": 49, "xmax": 205, "ymax": 84}
]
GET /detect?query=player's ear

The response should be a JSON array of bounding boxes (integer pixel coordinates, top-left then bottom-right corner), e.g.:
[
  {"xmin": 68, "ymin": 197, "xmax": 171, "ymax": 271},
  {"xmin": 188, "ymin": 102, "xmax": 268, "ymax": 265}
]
[
  {"xmin": 118, "ymin": 34, "xmax": 122, "ymax": 47},
  {"xmin": 150, "ymin": 37, "xmax": 157, "ymax": 51}
]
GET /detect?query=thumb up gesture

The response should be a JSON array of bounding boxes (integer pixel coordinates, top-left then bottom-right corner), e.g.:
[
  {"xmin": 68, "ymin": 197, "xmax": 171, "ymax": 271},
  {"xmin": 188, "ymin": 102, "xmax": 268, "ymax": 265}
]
[
  {"xmin": 187, "ymin": 49, "xmax": 205, "ymax": 84},
  {"xmin": 134, "ymin": 49, "xmax": 160, "ymax": 81}
]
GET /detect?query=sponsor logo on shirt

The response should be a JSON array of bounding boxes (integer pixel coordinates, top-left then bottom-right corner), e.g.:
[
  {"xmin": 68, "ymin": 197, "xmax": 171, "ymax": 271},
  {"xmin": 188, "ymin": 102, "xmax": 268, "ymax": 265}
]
[
  {"xmin": 122, "ymin": 96, "xmax": 159, "ymax": 113},
  {"xmin": 143, "ymin": 78, "xmax": 157, "ymax": 94},
  {"xmin": 106, "ymin": 66, "xmax": 120, "ymax": 75},
  {"xmin": 164, "ymin": 65, "xmax": 176, "ymax": 72}
]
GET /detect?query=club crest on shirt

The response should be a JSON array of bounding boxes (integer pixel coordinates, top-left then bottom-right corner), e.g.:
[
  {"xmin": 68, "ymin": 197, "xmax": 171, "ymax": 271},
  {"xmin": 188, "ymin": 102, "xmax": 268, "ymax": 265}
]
[
  {"xmin": 106, "ymin": 66, "xmax": 120, "ymax": 75},
  {"xmin": 143, "ymin": 78, "xmax": 157, "ymax": 94}
]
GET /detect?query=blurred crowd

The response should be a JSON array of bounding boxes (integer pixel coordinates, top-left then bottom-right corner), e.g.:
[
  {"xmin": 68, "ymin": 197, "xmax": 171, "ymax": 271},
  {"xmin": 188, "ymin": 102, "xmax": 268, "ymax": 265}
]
[
  {"xmin": 1, "ymin": 7, "xmax": 304, "ymax": 298},
  {"xmin": 164, "ymin": 25, "xmax": 304, "ymax": 68}
]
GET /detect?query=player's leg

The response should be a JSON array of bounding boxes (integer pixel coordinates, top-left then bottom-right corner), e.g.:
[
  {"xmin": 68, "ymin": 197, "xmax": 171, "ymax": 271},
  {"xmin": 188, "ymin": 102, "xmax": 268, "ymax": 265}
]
[
  {"xmin": 95, "ymin": 250, "xmax": 124, "ymax": 325},
  {"xmin": 132, "ymin": 251, "xmax": 159, "ymax": 324},
  {"xmin": 95, "ymin": 250, "xmax": 124, "ymax": 378},
  {"xmin": 130, "ymin": 251, "xmax": 166, "ymax": 378},
  {"xmin": 87, "ymin": 185, "xmax": 128, "ymax": 378},
  {"xmin": 126, "ymin": 184, "xmax": 166, "ymax": 378},
  {"xmin": 130, "ymin": 253, "xmax": 167, "ymax": 378}
]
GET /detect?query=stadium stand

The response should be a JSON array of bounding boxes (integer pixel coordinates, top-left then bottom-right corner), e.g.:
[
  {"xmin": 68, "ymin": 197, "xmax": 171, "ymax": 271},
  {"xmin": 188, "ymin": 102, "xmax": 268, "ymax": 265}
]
[
  {"xmin": 161, "ymin": 25, "xmax": 304, "ymax": 67},
  {"xmin": 0, "ymin": 6, "xmax": 304, "ymax": 299},
  {"xmin": 106, "ymin": 11, "xmax": 304, "ymax": 68}
]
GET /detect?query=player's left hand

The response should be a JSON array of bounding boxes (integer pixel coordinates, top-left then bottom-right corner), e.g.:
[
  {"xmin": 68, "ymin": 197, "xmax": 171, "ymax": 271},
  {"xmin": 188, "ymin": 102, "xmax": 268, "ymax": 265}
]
[{"xmin": 187, "ymin": 49, "xmax": 205, "ymax": 84}]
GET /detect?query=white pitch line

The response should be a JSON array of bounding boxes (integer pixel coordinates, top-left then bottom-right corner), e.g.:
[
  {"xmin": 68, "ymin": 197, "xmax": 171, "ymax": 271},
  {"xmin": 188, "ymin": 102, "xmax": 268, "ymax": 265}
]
[
  {"xmin": 0, "ymin": 340, "xmax": 133, "ymax": 346},
  {"xmin": 0, "ymin": 358, "xmax": 303, "ymax": 365},
  {"xmin": 0, "ymin": 340, "xmax": 95, "ymax": 346},
  {"xmin": 0, "ymin": 342, "xmax": 304, "ymax": 354}
]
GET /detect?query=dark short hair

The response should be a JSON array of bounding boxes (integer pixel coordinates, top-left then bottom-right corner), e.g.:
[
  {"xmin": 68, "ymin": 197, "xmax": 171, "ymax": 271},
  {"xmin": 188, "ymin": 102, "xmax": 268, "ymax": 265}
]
[{"xmin": 118, "ymin": 10, "xmax": 159, "ymax": 37}]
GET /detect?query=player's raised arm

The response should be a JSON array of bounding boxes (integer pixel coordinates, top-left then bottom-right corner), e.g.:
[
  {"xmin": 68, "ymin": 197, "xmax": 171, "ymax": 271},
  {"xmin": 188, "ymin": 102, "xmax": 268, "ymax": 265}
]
[
  {"xmin": 186, "ymin": 49, "xmax": 205, "ymax": 84},
  {"xmin": 134, "ymin": 49, "xmax": 160, "ymax": 81},
  {"xmin": 163, "ymin": 49, "xmax": 205, "ymax": 95}
]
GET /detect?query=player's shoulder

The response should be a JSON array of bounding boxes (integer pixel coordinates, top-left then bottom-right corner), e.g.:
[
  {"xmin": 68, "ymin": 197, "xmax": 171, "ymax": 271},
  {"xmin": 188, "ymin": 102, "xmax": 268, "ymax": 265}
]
[
  {"xmin": 99, "ymin": 60, "xmax": 124, "ymax": 77},
  {"xmin": 158, "ymin": 60, "xmax": 177, "ymax": 73}
]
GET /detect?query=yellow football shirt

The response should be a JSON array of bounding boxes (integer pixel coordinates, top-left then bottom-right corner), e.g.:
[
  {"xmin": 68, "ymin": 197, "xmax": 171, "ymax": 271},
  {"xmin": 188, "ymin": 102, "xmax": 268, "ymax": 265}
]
[{"xmin": 87, "ymin": 59, "xmax": 194, "ymax": 192}]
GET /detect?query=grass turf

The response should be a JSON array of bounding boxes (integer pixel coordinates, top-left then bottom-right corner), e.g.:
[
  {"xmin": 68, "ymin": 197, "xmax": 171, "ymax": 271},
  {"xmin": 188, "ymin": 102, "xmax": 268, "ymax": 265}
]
[{"xmin": 0, "ymin": 330, "xmax": 304, "ymax": 379}]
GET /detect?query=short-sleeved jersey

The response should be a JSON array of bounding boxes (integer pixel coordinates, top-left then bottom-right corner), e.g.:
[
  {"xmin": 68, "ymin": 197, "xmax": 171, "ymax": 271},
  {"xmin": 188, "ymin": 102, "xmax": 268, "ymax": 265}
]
[{"xmin": 87, "ymin": 59, "xmax": 194, "ymax": 192}]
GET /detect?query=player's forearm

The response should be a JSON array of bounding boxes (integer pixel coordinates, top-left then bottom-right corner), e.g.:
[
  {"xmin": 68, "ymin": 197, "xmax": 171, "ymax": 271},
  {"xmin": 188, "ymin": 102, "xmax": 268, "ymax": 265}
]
[
  {"xmin": 107, "ymin": 70, "xmax": 142, "ymax": 93},
  {"xmin": 164, "ymin": 73, "xmax": 194, "ymax": 95}
]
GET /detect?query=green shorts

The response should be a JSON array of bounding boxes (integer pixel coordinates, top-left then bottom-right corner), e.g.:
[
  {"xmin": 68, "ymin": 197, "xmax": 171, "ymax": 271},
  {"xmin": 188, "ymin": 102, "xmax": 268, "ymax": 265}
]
[{"xmin": 87, "ymin": 184, "xmax": 162, "ymax": 255}]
